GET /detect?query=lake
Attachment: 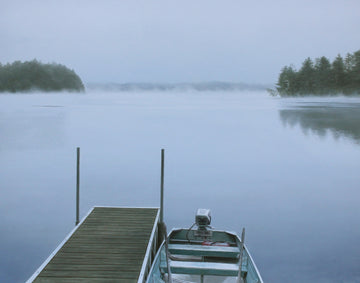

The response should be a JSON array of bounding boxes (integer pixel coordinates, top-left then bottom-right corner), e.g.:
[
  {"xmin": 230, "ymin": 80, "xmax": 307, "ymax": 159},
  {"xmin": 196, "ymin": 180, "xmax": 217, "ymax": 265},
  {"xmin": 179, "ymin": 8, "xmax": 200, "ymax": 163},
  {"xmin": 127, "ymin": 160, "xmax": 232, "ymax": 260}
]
[{"xmin": 1, "ymin": 90, "xmax": 359, "ymax": 282}]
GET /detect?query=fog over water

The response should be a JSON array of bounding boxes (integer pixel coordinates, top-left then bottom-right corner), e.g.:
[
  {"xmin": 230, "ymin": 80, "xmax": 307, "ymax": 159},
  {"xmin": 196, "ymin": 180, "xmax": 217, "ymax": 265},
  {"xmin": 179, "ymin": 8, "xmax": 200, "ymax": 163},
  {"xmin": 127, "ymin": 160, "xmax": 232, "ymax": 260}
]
[
  {"xmin": 2, "ymin": 1, "xmax": 360, "ymax": 84},
  {"xmin": 1, "ymin": 91, "xmax": 360, "ymax": 282}
]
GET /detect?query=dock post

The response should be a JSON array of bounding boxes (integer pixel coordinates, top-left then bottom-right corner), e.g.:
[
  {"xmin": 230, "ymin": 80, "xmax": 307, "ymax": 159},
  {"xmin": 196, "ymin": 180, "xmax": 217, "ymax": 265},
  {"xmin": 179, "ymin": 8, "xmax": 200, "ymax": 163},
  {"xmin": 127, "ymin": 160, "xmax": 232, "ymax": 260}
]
[
  {"xmin": 76, "ymin": 147, "xmax": 80, "ymax": 226},
  {"xmin": 158, "ymin": 149, "xmax": 166, "ymax": 249},
  {"xmin": 160, "ymin": 149, "xmax": 165, "ymax": 223}
]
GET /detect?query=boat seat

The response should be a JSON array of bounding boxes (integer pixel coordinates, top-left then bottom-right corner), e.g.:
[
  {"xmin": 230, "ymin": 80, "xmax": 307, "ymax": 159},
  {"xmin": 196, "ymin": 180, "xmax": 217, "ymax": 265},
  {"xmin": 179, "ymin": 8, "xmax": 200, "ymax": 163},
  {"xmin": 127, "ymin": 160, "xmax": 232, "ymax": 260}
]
[
  {"xmin": 168, "ymin": 244, "xmax": 240, "ymax": 258},
  {"xmin": 161, "ymin": 260, "xmax": 240, "ymax": 276}
]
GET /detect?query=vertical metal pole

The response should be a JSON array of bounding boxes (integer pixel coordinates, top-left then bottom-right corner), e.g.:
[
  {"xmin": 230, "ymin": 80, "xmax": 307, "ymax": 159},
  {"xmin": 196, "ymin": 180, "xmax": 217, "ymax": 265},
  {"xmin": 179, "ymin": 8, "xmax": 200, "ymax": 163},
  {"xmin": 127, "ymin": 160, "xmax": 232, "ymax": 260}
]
[
  {"xmin": 160, "ymin": 149, "xmax": 165, "ymax": 223},
  {"xmin": 76, "ymin": 147, "xmax": 80, "ymax": 226}
]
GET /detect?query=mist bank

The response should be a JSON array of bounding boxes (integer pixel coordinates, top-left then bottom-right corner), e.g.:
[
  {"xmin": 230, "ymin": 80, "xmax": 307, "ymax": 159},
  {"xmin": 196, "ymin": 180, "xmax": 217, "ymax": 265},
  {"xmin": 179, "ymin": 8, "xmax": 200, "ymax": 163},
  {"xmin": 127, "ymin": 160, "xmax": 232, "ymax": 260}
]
[
  {"xmin": 0, "ymin": 60, "xmax": 85, "ymax": 93},
  {"xmin": 86, "ymin": 81, "xmax": 270, "ymax": 92}
]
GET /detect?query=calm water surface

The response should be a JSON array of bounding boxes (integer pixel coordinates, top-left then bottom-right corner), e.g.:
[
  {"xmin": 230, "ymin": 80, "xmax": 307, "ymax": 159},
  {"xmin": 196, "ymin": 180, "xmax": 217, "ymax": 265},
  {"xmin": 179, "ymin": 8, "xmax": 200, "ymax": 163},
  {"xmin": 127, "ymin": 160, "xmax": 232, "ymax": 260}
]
[{"xmin": 0, "ymin": 91, "xmax": 359, "ymax": 282}]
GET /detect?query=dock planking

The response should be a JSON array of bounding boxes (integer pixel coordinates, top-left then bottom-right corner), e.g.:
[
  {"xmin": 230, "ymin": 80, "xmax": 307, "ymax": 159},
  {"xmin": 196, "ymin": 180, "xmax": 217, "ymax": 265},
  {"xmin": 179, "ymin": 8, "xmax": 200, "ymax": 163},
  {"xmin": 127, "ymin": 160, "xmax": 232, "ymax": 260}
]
[{"xmin": 28, "ymin": 207, "xmax": 160, "ymax": 283}]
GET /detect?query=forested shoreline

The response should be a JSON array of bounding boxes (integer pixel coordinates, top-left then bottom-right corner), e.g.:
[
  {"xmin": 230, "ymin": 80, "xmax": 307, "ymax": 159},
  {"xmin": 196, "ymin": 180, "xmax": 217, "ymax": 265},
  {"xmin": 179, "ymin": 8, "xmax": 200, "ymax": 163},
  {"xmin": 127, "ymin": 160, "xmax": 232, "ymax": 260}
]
[
  {"xmin": 274, "ymin": 50, "xmax": 360, "ymax": 96},
  {"xmin": 0, "ymin": 60, "xmax": 84, "ymax": 93}
]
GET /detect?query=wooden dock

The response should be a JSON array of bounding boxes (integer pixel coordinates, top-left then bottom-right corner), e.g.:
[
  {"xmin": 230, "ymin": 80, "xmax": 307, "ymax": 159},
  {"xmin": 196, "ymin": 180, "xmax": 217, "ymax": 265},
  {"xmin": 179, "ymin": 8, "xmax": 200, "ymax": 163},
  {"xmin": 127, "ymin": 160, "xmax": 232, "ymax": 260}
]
[{"xmin": 28, "ymin": 206, "xmax": 160, "ymax": 283}]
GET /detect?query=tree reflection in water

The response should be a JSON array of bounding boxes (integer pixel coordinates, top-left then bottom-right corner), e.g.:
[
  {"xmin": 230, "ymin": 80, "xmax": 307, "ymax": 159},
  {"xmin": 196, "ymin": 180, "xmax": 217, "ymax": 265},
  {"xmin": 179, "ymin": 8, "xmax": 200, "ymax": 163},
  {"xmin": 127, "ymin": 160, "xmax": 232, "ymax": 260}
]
[{"xmin": 279, "ymin": 102, "xmax": 360, "ymax": 144}]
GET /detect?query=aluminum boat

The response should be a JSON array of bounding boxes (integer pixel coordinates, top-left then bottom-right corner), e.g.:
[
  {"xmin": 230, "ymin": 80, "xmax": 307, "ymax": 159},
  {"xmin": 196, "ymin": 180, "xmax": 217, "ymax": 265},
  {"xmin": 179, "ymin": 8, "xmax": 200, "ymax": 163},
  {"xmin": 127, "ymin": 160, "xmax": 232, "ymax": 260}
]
[{"xmin": 146, "ymin": 209, "xmax": 263, "ymax": 283}]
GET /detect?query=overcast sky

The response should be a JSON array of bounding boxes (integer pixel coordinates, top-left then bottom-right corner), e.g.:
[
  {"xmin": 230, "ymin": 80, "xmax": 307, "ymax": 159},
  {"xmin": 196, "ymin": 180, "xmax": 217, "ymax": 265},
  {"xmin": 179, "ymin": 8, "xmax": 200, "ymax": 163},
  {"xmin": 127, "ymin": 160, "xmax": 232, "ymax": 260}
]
[{"xmin": 1, "ymin": 0, "xmax": 360, "ymax": 84}]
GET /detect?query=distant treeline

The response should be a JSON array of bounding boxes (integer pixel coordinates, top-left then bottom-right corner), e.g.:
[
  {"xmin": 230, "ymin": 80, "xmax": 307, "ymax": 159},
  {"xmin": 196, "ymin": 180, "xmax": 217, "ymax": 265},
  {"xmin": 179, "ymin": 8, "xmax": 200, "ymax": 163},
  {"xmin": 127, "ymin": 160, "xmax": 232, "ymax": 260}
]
[
  {"xmin": 0, "ymin": 60, "xmax": 84, "ymax": 93},
  {"xmin": 86, "ymin": 82, "xmax": 269, "ymax": 92},
  {"xmin": 274, "ymin": 50, "xmax": 360, "ymax": 96}
]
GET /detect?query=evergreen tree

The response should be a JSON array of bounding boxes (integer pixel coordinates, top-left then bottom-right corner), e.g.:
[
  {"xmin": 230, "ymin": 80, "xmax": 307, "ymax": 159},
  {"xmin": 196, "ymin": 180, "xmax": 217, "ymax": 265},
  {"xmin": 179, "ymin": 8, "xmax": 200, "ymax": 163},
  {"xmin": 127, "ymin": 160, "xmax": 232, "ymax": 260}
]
[
  {"xmin": 345, "ymin": 52, "xmax": 356, "ymax": 72},
  {"xmin": 276, "ymin": 65, "xmax": 300, "ymax": 95},
  {"xmin": 344, "ymin": 51, "xmax": 360, "ymax": 93},
  {"xmin": 351, "ymin": 50, "xmax": 360, "ymax": 93},
  {"xmin": 331, "ymin": 54, "xmax": 346, "ymax": 93},
  {"xmin": 277, "ymin": 66, "xmax": 291, "ymax": 95},
  {"xmin": 314, "ymin": 56, "xmax": 331, "ymax": 94},
  {"xmin": 298, "ymin": 57, "xmax": 315, "ymax": 94}
]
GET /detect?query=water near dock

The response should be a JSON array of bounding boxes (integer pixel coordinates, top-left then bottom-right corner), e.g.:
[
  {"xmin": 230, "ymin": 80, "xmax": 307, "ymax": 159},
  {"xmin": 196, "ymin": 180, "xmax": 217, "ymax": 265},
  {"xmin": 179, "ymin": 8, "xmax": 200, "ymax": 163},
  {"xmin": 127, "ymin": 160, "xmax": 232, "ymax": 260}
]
[{"xmin": 1, "ymin": 91, "xmax": 360, "ymax": 282}]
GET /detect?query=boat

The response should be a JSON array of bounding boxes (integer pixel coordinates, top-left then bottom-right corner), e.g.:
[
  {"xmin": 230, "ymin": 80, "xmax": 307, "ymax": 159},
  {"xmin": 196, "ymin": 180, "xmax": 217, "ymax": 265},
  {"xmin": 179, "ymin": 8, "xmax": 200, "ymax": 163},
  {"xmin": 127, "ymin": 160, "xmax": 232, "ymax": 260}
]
[{"xmin": 146, "ymin": 209, "xmax": 264, "ymax": 283}]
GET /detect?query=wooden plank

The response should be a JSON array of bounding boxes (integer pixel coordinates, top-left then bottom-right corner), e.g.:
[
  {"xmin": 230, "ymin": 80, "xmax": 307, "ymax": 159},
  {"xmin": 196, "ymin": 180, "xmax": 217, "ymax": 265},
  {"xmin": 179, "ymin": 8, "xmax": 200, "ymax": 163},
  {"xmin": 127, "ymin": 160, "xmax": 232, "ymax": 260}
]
[
  {"xmin": 36, "ymin": 269, "xmax": 140, "ymax": 278},
  {"xmin": 31, "ymin": 207, "xmax": 159, "ymax": 282}
]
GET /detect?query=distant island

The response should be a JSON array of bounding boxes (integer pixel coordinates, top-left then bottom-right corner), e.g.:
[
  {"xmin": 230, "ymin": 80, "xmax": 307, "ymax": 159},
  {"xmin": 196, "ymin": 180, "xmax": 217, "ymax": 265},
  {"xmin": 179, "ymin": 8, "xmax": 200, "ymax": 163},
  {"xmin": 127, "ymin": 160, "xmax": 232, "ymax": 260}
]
[
  {"xmin": 0, "ymin": 60, "xmax": 84, "ymax": 93},
  {"xmin": 271, "ymin": 50, "xmax": 360, "ymax": 96}
]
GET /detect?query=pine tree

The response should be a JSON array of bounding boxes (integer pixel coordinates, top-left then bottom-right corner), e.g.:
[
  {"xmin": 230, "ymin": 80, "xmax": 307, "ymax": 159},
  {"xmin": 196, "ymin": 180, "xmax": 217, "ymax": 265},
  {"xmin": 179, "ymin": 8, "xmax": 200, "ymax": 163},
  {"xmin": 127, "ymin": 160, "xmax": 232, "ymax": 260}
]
[
  {"xmin": 276, "ymin": 65, "xmax": 298, "ymax": 95},
  {"xmin": 314, "ymin": 56, "xmax": 331, "ymax": 94},
  {"xmin": 298, "ymin": 58, "xmax": 315, "ymax": 94},
  {"xmin": 331, "ymin": 54, "xmax": 346, "ymax": 93},
  {"xmin": 351, "ymin": 50, "xmax": 360, "ymax": 93}
]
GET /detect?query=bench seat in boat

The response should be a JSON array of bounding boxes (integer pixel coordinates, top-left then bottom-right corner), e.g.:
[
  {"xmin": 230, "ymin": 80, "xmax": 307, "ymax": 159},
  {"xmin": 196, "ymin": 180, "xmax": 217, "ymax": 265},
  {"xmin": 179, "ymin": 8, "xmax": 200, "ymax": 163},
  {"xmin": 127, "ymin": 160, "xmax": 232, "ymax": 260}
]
[
  {"xmin": 168, "ymin": 244, "xmax": 240, "ymax": 258},
  {"xmin": 161, "ymin": 260, "xmax": 240, "ymax": 276}
]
